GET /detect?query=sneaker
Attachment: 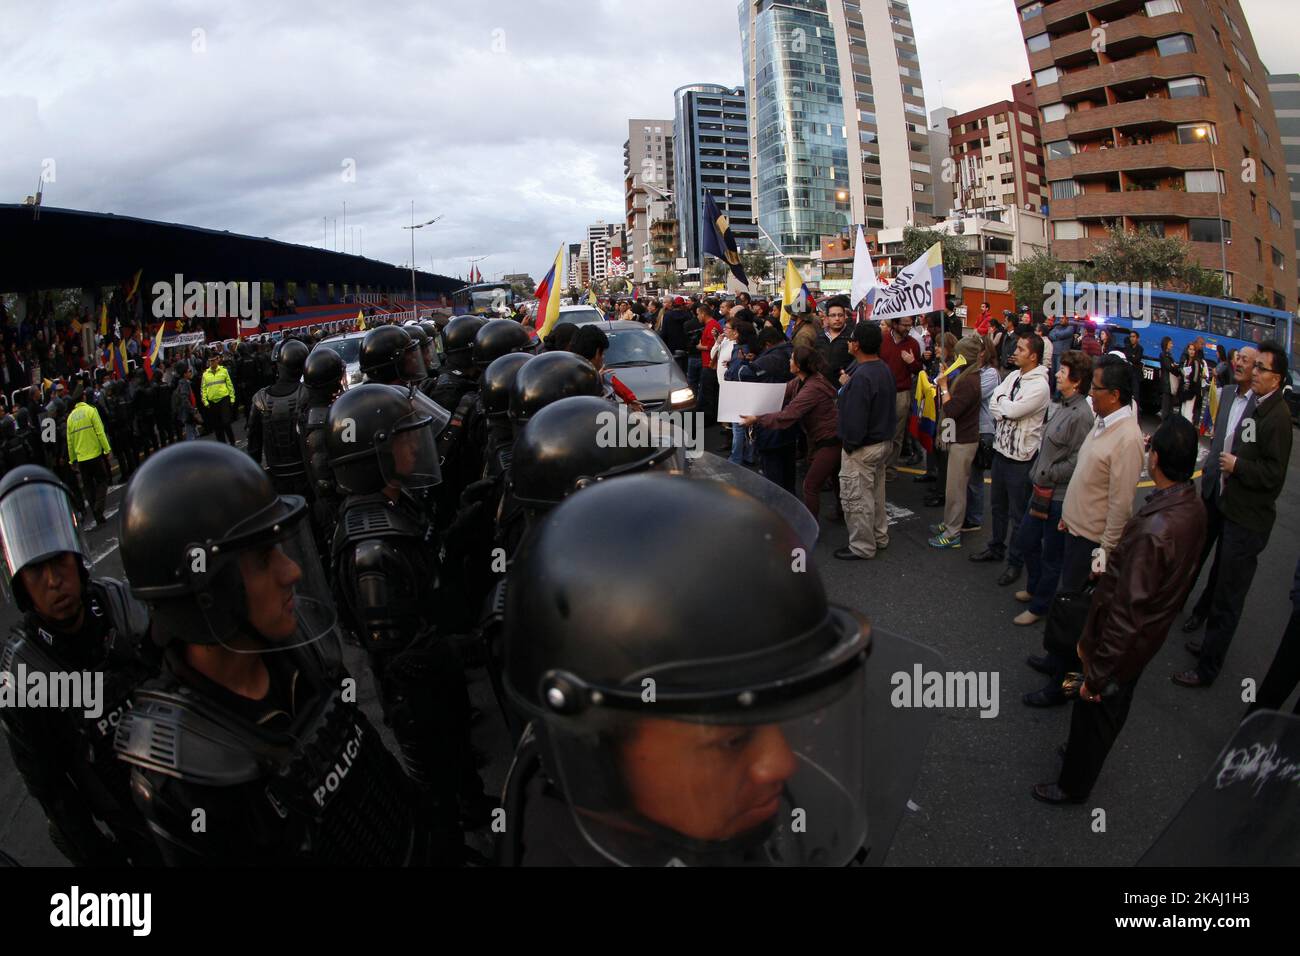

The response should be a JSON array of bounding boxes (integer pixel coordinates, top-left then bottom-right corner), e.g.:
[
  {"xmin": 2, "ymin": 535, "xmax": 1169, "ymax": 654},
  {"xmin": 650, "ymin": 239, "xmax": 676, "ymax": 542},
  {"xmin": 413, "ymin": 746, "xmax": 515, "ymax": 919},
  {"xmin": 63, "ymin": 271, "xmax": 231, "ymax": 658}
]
[
  {"xmin": 928, "ymin": 522, "xmax": 947, "ymax": 536},
  {"xmin": 959, "ymin": 522, "xmax": 982, "ymax": 533},
  {"xmin": 928, "ymin": 530, "xmax": 962, "ymax": 550}
]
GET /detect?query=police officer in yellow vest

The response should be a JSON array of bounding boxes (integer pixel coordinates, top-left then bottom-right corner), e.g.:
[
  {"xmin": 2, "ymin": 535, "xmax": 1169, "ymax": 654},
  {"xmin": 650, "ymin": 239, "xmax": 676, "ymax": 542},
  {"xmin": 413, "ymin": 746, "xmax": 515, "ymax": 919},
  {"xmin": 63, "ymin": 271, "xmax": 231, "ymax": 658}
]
[
  {"xmin": 201, "ymin": 350, "xmax": 237, "ymax": 445},
  {"xmin": 66, "ymin": 386, "xmax": 113, "ymax": 527}
]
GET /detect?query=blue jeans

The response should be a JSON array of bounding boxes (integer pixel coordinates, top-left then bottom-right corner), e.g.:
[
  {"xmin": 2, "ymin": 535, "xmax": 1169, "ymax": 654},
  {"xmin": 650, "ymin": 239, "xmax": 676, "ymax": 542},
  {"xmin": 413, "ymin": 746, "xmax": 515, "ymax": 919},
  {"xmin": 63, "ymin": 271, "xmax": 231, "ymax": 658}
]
[
  {"xmin": 687, "ymin": 356, "xmax": 702, "ymax": 393},
  {"xmin": 1016, "ymin": 497, "xmax": 1065, "ymax": 614},
  {"xmin": 730, "ymin": 422, "xmax": 754, "ymax": 465},
  {"xmin": 990, "ymin": 452, "xmax": 1033, "ymax": 565},
  {"xmin": 966, "ymin": 432, "xmax": 992, "ymax": 526}
]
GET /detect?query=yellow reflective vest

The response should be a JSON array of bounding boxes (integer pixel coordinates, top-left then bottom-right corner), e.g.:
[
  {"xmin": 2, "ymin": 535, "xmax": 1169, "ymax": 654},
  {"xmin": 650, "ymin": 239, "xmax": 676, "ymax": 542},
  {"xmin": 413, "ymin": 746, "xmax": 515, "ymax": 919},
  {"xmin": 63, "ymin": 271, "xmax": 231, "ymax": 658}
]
[
  {"xmin": 66, "ymin": 401, "xmax": 112, "ymax": 463},
  {"xmin": 202, "ymin": 366, "xmax": 235, "ymax": 406}
]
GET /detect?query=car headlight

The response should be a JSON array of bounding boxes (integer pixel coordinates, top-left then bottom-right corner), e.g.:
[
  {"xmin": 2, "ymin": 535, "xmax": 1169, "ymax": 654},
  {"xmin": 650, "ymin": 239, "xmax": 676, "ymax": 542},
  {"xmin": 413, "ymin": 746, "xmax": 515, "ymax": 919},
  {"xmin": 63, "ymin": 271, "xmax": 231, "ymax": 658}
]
[{"xmin": 669, "ymin": 387, "xmax": 695, "ymax": 407}]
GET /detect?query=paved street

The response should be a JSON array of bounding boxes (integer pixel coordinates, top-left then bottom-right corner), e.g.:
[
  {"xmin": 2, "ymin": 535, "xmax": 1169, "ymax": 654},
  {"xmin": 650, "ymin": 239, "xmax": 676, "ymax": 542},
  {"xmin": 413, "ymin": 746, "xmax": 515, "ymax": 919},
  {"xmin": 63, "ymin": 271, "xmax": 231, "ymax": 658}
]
[{"xmin": 2, "ymin": 414, "xmax": 1296, "ymax": 866}]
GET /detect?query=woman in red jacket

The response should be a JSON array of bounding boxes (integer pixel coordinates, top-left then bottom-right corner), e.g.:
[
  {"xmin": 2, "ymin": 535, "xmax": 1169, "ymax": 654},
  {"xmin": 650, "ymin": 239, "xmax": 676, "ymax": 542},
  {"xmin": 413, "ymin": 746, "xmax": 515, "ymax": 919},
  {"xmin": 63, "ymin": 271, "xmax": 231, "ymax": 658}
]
[{"xmin": 742, "ymin": 345, "xmax": 841, "ymax": 519}]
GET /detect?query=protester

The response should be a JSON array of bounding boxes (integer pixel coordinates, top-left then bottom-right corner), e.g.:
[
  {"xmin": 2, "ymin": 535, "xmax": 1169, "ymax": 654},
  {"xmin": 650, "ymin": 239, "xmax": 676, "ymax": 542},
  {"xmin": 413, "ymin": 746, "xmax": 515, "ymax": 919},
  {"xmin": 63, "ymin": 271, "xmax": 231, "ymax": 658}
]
[
  {"xmin": 1158, "ymin": 335, "xmax": 1181, "ymax": 421},
  {"xmin": 969, "ymin": 331, "xmax": 1050, "ymax": 585},
  {"xmin": 928, "ymin": 335, "xmax": 984, "ymax": 550},
  {"xmin": 1180, "ymin": 346, "xmax": 1257, "ymax": 638},
  {"xmin": 965, "ymin": 334, "xmax": 1001, "ymax": 534},
  {"xmin": 1025, "ymin": 353, "xmax": 1144, "ymax": 707},
  {"xmin": 743, "ymin": 345, "xmax": 839, "ymax": 519},
  {"xmin": 1033, "ymin": 415, "xmax": 1205, "ymax": 804},
  {"xmin": 814, "ymin": 296, "xmax": 855, "ymax": 386},
  {"xmin": 834, "ymin": 323, "xmax": 896, "ymax": 560},
  {"xmin": 1174, "ymin": 342, "xmax": 1294, "ymax": 688},
  {"xmin": 879, "ymin": 316, "xmax": 922, "ymax": 478},
  {"xmin": 741, "ymin": 327, "xmax": 797, "ymax": 492},
  {"xmin": 1011, "ymin": 351, "xmax": 1094, "ymax": 625},
  {"xmin": 694, "ymin": 303, "xmax": 724, "ymax": 424}
]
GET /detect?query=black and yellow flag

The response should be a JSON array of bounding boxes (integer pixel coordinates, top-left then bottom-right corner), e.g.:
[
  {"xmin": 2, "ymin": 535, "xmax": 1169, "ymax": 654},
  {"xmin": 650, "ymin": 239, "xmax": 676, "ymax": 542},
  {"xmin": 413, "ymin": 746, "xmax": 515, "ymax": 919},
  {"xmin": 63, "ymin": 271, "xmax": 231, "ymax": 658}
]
[{"xmin": 701, "ymin": 193, "xmax": 748, "ymax": 287}]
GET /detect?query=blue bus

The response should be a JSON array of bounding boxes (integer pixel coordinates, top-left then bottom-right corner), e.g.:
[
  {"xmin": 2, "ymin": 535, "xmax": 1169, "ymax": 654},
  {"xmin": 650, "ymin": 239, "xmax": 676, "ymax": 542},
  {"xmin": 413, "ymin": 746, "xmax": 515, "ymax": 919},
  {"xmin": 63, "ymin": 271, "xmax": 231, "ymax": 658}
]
[
  {"xmin": 451, "ymin": 282, "xmax": 515, "ymax": 317},
  {"xmin": 1058, "ymin": 283, "xmax": 1294, "ymax": 405}
]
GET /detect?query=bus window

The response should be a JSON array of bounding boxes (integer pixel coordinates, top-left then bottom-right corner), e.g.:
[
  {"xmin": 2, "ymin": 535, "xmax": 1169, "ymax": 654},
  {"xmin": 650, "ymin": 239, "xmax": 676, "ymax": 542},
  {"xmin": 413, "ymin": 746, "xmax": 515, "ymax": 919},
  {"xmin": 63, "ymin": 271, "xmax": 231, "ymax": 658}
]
[
  {"xmin": 1152, "ymin": 301, "xmax": 1177, "ymax": 327},
  {"xmin": 1242, "ymin": 315, "xmax": 1275, "ymax": 344},
  {"xmin": 1210, "ymin": 307, "xmax": 1240, "ymax": 338},
  {"xmin": 1179, "ymin": 302, "xmax": 1208, "ymax": 332}
]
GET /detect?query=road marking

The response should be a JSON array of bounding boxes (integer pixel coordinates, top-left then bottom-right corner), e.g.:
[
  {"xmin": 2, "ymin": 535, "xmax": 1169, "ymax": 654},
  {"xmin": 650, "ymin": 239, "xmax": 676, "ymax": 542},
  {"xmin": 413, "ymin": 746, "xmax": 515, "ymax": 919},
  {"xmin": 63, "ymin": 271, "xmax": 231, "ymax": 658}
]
[
  {"xmin": 91, "ymin": 538, "xmax": 119, "ymax": 565},
  {"xmin": 885, "ymin": 502, "xmax": 915, "ymax": 526}
]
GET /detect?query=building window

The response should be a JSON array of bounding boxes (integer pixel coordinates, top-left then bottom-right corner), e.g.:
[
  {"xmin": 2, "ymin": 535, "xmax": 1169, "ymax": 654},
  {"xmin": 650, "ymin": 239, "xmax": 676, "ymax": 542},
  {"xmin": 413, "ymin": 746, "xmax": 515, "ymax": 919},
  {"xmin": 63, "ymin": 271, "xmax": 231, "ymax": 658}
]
[
  {"xmin": 1244, "ymin": 82, "xmax": 1261, "ymax": 108},
  {"xmin": 1034, "ymin": 66, "xmax": 1060, "ymax": 87},
  {"xmin": 1254, "ymin": 119, "xmax": 1270, "ymax": 145},
  {"xmin": 1045, "ymin": 140, "xmax": 1075, "ymax": 159},
  {"xmin": 1233, "ymin": 44, "xmax": 1251, "ymax": 72},
  {"xmin": 1020, "ymin": 1, "xmax": 1044, "ymax": 20},
  {"xmin": 1050, "ymin": 179, "xmax": 1080, "ymax": 199},
  {"xmin": 1041, "ymin": 103, "xmax": 1069, "ymax": 124},
  {"xmin": 1168, "ymin": 77, "xmax": 1208, "ymax": 99},
  {"xmin": 1268, "ymin": 203, "xmax": 1283, "ymax": 227},
  {"xmin": 1053, "ymin": 220, "xmax": 1085, "ymax": 240},
  {"xmin": 1026, "ymin": 33, "xmax": 1050, "ymax": 53},
  {"xmin": 1157, "ymin": 34, "xmax": 1195, "ymax": 56},
  {"xmin": 1176, "ymin": 123, "xmax": 1216, "ymax": 144},
  {"xmin": 1144, "ymin": 0, "xmax": 1182, "ymax": 15},
  {"xmin": 1262, "ymin": 161, "xmax": 1276, "ymax": 187},
  {"xmin": 1273, "ymin": 247, "xmax": 1286, "ymax": 269},
  {"xmin": 1185, "ymin": 170, "xmax": 1224, "ymax": 193},
  {"xmin": 1138, "ymin": 221, "xmax": 1167, "ymax": 237},
  {"xmin": 1188, "ymin": 218, "xmax": 1230, "ymax": 243}
]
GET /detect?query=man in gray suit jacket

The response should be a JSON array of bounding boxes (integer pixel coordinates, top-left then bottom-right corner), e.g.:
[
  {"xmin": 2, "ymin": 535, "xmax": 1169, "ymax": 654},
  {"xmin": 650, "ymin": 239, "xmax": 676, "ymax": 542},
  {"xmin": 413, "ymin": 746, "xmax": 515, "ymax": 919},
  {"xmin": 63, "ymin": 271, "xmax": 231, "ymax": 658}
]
[{"xmin": 1181, "ymin": 345, "xmax": 1256, "ymax": 639}]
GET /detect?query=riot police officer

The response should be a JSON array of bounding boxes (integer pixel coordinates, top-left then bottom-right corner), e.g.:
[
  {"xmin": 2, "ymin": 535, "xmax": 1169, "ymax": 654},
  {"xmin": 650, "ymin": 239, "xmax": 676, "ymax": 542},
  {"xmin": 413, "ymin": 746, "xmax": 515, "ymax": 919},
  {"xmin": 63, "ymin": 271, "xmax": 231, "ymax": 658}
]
[
  {"xmin": 298, "ymin": 345, "xmax": 345, "ymax": 559},
  {"xmin": 129, "ymin": 369, "xmax": 158, "ymax": 456},
  {"xmin": 360, "ymin": 325, "xmax": 426, "ymax": 387},
  {"xmin": 428, "ymin": 315, "xmax": 485, "ymax": 412},
  {"xmin": 246, "ymin": 337, "xmax": 310, "ymax": 498},
  {"xmin": 0, "ymin": 466, "xmax": 160, "ymax": 866},
  {"xmin": 325, "ymin": 384, "xmax": 488, "ymax": 848},
  {"xmin": 106, "ymin": 380, "xmax": 138, "ymax": 481},
  {"xmin": 500, "ymin": 474, "xmax": 873, "ymax": 866},
  {"xmin": 112, "ymin": 442, "xmax": 433, "ymax": 865},
  {"xmin": 42, "ymin": 399, "xmax": 89, "ymax": 523}
]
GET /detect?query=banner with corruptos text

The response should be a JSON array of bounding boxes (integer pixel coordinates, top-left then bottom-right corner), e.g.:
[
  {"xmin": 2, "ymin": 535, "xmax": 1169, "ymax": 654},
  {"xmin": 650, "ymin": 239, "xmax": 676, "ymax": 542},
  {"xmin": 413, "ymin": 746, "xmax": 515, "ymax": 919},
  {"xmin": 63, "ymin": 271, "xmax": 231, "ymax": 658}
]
[{"xmin": 870, "ymin": 243, "xmax": 944, "ymax": 321}]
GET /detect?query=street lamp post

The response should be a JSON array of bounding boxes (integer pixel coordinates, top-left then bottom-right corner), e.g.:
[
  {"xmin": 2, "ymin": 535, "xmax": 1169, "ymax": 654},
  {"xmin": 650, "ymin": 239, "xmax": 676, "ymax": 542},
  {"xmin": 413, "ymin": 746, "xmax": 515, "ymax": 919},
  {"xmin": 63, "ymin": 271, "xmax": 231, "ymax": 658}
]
[
  {"xmin": 1197, "ymin": 126, "xmax": 1229, "ymax": 296},
  {"xmin": 402, "ymin": 205, "xmax": 443, "ymax": 312}
]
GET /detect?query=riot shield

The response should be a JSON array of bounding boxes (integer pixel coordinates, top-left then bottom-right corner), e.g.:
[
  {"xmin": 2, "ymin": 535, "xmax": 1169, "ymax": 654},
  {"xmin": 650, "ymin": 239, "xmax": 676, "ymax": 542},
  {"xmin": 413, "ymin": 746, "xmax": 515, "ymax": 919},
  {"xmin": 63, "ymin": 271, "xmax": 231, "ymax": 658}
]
[
  {"xmin": 860, "ymin": 626, "xmax": 946, "ymax": 866},
  {"xmin": 1140, "ymin": 710, "xmax": 1300, "ymax": 866},
  {"xmin": 687, "ymin": 451, "xmax": 819, "ymax": 551}
]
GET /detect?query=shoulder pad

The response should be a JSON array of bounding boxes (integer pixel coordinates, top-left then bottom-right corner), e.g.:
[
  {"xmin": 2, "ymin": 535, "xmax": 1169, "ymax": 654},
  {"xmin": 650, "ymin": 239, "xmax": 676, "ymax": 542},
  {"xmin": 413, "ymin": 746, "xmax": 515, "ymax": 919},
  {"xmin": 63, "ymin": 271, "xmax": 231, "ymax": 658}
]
[
  {"xmin": 1, "ymin": 627, "xmax": 61, "ymax": 677},
  {"xmin": 93, "ymin": 577, "xmax": 152, "ymax": 649},
  {"xmin": 337, "ymin": 495, "xmax": 422, "ymax": 542},
  {"xmin": 114, "ymin": 690, "xmax": 267, "ymax": 786}
]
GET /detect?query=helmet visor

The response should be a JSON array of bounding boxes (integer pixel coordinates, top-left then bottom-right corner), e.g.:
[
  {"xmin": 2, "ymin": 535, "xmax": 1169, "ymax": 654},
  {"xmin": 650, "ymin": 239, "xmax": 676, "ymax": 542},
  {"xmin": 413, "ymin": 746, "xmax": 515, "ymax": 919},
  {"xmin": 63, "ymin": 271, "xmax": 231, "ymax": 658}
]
[
  {"xmin": 543, "ymin": 666, "xmax": 868, "ymax": 867},
  {"xmin": 0, "ymin": 480, "xmax": 88, "ymax": 592},
  {"xmin": 191, "ymin": 498, "xmax": 338, "ymax": 655},
  {"xmin": 376, "ymin": 412, "xmax": 443, "ymax": 491},
  {"xmin": 396, "ymin": 342, "xmax": 427, "ymax": 382}
]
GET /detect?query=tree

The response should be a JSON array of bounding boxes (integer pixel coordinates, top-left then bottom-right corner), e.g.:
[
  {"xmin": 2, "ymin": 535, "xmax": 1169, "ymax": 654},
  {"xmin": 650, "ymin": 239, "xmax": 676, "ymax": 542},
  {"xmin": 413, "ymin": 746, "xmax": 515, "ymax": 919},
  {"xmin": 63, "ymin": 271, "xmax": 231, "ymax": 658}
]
[
  {"xmin": 1009, "ymin": 249, "xmax": 1074, "ymax": 315},
  {"xmin": 659, "ymin": 268, "xmax": 681, "ymax": 291},
  {"xmin": 1247, "ymin": 288, "xmax": 1272, "ymax": 308},
  {"xmin": 510, "ymin": 277, "xmax": 536, "ymax": 298},
  {"xmin": 901, "ymin": 225, "xmax": 969, "ymax": 284},
  {"xmin": 703, "ymin": 259, "xmax": 728, "ymax": 286},
  {"xmin": 1089, "ymin": 226, "xmax": 1202, "ymax": 290},
  {"xmin": 740, "ymin": 249, "xmax": 774, "ymax": 284}
]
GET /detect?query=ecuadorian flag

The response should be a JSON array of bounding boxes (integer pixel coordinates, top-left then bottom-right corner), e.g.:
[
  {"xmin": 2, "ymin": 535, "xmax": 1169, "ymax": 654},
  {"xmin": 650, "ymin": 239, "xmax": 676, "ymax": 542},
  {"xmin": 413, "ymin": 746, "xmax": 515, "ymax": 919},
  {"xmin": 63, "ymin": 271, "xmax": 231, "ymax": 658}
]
[
  {"xmin": 908, "ymin": 370, "xmax": 938, "ymax": 452},
  {"xmin": 534, "ymin": 246, "xmax": 564, "ymax": 339}
]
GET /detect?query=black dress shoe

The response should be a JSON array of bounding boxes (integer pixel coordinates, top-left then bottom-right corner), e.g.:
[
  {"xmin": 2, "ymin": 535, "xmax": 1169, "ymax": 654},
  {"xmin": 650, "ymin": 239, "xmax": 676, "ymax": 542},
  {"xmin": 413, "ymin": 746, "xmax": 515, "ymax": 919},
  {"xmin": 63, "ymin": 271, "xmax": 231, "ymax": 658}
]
[
  {"xmin": 1032, "ymin": 783, "xmax": 1085, "ymax": 805},
  {"xmin": 1181, "ymin": 613, "xmax": 1205, "ymax": 634},
  {"xmin": 1171, "ymin": 669, "xmax": 1211, "ymax": 688},
  {"xmin": 1026, "ymin": 655, "xmax": 1055, "ymax": 676},
  {"xmin": 834, "ymin": 547, "xmax": 870, "ymax": 561},
  {"xmin": 913, "ymin": 473, "xmax": 938, "ymax": 484},
  {"xmin": 1022, "ymin": 688, "xmax": 1067, "ymax": 708},
  {"xmin": 996, "ymin": 566, "xmax": 1022, "ymax": 587},
  {"xmin": 1184, "ymin": 639, "xmax": 1202, "ymax": 656},
  {"xmin": 969, "ymin": 548, "xmax": 1001, "ymax": 563}
]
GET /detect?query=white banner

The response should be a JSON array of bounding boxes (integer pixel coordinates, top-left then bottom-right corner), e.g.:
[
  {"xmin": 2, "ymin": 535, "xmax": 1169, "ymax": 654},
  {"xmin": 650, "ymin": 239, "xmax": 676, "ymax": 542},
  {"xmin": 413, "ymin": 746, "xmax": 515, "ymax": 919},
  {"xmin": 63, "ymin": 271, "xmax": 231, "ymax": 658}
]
[
  {"xmin": 161, "ymin": 332, "xmax": 205, "ymax": 350},
  {"xmin": 716, "ymin": 381, "xmax": 787, "ymax": 424},
  {"xmin": 869, "ymin": 243, "xmax": 944, "ymax": 322}
]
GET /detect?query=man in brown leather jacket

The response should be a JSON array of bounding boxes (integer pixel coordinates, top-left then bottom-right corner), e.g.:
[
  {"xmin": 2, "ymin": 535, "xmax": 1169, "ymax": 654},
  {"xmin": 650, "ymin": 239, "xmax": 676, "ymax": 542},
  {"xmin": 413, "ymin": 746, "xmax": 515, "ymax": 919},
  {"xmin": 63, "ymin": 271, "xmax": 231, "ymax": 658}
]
[{"xmin": 1033, "ymin": 415, "xmax": 1206, "ymax": 804}]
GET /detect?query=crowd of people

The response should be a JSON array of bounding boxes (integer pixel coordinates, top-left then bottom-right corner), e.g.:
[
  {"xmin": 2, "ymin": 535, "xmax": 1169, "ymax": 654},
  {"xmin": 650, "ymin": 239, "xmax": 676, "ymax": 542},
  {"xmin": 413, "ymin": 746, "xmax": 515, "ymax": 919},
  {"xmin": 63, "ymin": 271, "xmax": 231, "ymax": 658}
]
[{"xmin": 0, "ymin": 282, "xmax": 1295, "ymax": 869}]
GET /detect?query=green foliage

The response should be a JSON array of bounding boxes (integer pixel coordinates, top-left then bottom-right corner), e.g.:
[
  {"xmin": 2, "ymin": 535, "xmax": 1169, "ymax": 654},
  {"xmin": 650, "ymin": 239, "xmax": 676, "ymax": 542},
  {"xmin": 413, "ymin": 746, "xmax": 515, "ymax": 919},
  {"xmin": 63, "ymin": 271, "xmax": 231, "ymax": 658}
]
[
  {"xmin": 902, "ymin": 225, "xmax": 969, "ymax": 282},
  {"xmin": 1009, "ymin": 249, "xmax": 1074, "ymax": 314}
]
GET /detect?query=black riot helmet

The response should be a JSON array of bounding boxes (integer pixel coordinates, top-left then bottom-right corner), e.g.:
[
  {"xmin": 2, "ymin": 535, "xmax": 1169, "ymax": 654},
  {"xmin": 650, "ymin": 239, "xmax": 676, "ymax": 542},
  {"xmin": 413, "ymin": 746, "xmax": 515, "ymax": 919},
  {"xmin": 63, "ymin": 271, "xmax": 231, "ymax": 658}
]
[
  {"xmin": 404, "ymin": 323, "xmax": 430, "ymax": 350},
  {"xmin": 511, "ymin": 397, "xmax": 685, "ymax": 511},
  {"xmin": 272, "ymin": 337, "xmax": 309, "ymax": 382},
  {"xmin": 508, "ymin": 351, "xmax": 602, "ymax": 426},
  {"xmin": 472, "ymin": 319, "xmax": 534, "ymax": 370},
  {"xmin": 443, "ymin": 315, "xmax": 486, "ymax": 361},
  {"xmin": 505, "ymin": 474, "xmax": 872, "ymax": 867},
  {"xmin": 302, "ymin": 346, "xmax": 345, "ymax": 399},
  {"xmin": 418, "ymin": 320, "xmax": 439, "ymax": 343},
  {"xmin": 480, "ymin": 353, "xmax": 534, "ymax": 420},
  {"xmin": 0, "ymin": 465, "xmax": 90, "ymax": 613},
  {"xmin": 119, "ymin": 442, "xmax": 336, "ymax": 652},
  {"xmin": 325, "ymin": 384, "xmax": 449, "ymax": 496},
  {"xmin": 360, "ymin": 325, "xmax": 425, "ymax": 384}
]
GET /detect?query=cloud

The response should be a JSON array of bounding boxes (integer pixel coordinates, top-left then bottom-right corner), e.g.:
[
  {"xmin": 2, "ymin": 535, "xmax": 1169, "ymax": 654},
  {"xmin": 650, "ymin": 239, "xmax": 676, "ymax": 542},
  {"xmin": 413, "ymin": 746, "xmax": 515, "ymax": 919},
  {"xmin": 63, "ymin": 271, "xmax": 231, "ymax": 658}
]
[{"xmin": 1, "ymin": 0, "xmax": 1291, "ymax": 285}]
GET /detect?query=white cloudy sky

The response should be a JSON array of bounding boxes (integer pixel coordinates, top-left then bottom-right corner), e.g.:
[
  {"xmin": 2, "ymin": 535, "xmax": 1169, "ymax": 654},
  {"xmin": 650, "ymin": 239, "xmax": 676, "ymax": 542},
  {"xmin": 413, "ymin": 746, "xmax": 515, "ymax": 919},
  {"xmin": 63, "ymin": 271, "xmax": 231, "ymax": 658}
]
[{"xmin": 1, "ymin": 0, "xmax": 1292, "ymax": 283}]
